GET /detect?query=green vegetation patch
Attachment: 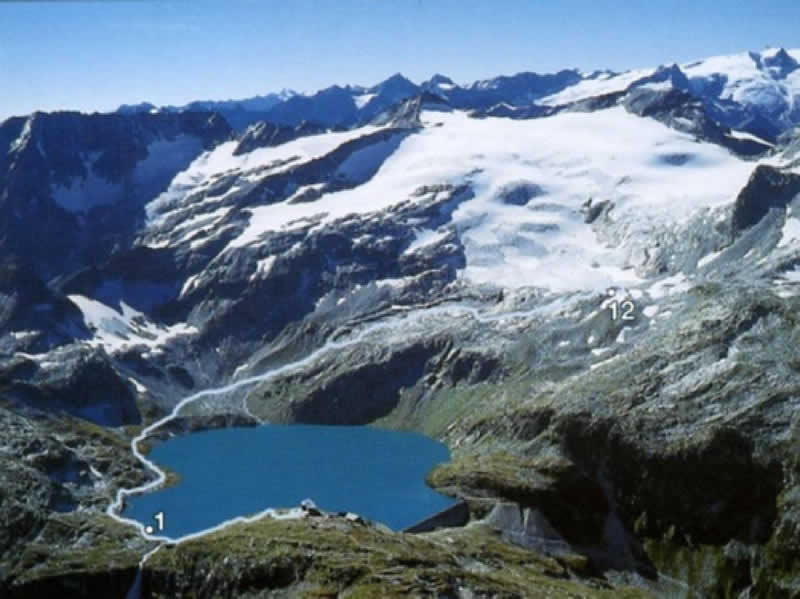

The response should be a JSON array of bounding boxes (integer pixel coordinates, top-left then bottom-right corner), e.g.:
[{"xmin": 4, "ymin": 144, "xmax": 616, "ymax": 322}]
[
  {"xmin": 8, "ymin": 512, "xmax": 145, "ymax": 585},
  {"xmin": 145, "ymin": 515, "xmax": 652, "ymax": 598}
]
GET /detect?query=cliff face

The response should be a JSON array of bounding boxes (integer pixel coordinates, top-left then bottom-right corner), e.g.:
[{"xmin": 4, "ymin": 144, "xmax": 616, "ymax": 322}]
[{"xmin": 0, "ymin": 111, "xmax": 231, "ymax": 279}]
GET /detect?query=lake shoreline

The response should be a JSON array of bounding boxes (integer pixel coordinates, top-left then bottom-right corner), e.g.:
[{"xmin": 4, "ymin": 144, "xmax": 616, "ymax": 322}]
[{"xmin": 122, "ymin": 422, "xmax": 457, "ymax": 538}]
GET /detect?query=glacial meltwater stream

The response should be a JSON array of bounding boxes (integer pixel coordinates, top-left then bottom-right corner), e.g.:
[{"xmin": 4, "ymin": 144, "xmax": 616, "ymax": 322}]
[{"xmin": 123, "ymin": 424, "xmax": 455, "ymax": 537}]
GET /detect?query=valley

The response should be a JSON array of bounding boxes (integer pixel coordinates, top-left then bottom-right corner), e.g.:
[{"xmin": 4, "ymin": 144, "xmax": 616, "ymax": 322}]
[{"xmin": 1, "ymin": 46, "xmax": 800, "ymax": 598}]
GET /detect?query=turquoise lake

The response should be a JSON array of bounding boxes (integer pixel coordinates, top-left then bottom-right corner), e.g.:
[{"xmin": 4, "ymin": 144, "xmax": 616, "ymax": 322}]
[{"xmin": 124, "ymin": 424, "xmax": 455, "ymax": 537}]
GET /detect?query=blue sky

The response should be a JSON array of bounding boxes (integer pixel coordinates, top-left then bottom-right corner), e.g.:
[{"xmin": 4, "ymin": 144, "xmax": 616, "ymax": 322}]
[{"xmin": 1, "ymin": 0, "xmax": 799, "ymax": 119}]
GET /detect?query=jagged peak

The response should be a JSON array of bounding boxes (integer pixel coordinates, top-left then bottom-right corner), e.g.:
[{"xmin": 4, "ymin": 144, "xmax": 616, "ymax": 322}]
[
  {"xmin": 117, "ymin": 101, "xmax": 158, "ymax": 114},
  {"xmin": 760, "ymin": 46, "xmax": 799, "ymax": 77},
  {"xmin": 659, "ymin": 62, "xmax": 684, "ymax": 73},
  {"xmin": 369, "ymin": 91, "xmax": 451, "ymax": 128},
  {"xmin": 470, "ymin": 68, "xmax": 582, "ymax": 91},
  {"xmin": 580, "ymin": 69, "xmax": 617, "ymax": 80},
  {"xmin": 426, "ymin": 73, "xmax": 455, "ymax": 86},
  {"xmin": 380, "ymin": 72, "xmax": 414, "ymax": 85},
  {"xmin": 628, "ymin": 63, "xmax": 690, "ymax": 92},
  {"xmin": 274, "ymin": 88, "xmax": 298, "ymax": 100},
  {"xmin": 370, "ymin": 73, "xmax": 418, "ymax": 95},
  {"xmin": 316, "ymin": 84, "xmax": 350, "ymax": 95},
  {"xmin": 418, "ymin": 90, "xmax": 449, "ymax": 105}
]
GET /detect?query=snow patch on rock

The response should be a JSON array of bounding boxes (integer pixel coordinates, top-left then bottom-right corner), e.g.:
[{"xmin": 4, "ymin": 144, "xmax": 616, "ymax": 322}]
[{"xmin": 67, "ymin": 294, "xmax": 196, "ymax": 354}]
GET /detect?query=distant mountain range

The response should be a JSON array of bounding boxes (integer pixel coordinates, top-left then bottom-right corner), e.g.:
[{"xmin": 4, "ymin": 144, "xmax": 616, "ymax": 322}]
[
  {"xmin": 117, "ymin": 89, "xmax": 297, "ymax": 131},
  {"xmin": 114, "ymin": 47, "xmax": 800, "ymax": 139}
]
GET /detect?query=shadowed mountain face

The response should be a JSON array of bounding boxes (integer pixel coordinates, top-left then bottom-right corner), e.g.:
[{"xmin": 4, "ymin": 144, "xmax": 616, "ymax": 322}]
[
  {"xmin": 0, "ymin": 111, "xmax": 232, "ymax": 279},
  {"xmin": 2, "ymin": 48, "xmax": 800, "ymax": 599}
]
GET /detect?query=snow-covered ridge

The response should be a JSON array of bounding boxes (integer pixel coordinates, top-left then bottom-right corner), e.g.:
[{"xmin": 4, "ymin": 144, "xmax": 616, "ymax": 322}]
[
  {"xmin": 683, "ymin": 48, "xmax": 800, "ymax": 112},
  {"xmin": 542, "ymin": 47, "xmax": 798, "ymax": 105},
  {"xmin": 144, "ymin": 124, "xmax": 380, "ymax": 223},
  {"xmin": 539, "ymin": 68, "xmax": 654, "ymax": 106},
  {"xmin": 143, "ymin": 102, "xmax": 754, "ymax": 294}
]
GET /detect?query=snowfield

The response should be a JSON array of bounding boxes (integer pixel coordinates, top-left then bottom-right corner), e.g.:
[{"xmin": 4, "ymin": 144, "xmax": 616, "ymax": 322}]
[
  {"xmin": 197, "ymin": 105, "xmax": 755, "ymax": 291},
  {"xmin": 539, "ymin": 68, "xmax": 653, "ymax": 106},
  {"xmin": 145, "ymin": 124, "xmax": 381, "ymax": 222},
  {"xmin": 132, "ymin": 48, "xmax": 800, "ymax": 301}
]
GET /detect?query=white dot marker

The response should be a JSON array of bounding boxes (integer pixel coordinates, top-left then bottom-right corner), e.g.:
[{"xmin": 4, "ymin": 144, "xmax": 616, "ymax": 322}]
[{"xmin": 144, "ymin": 525, "xmax": 154, "ymax": 535}]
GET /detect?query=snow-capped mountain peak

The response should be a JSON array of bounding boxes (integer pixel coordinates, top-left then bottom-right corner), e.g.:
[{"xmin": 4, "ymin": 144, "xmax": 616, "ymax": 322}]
[
  {"xmin": 426, "ymin": 73, "xmax": 455, "ymax": 86},
  {"xmin": 370, "ymin": 73, "xmax": 417, "ymax": 93},
  {"xmin": 760, "ymin": 46, "xmax": 800, "ymax": 78}
]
